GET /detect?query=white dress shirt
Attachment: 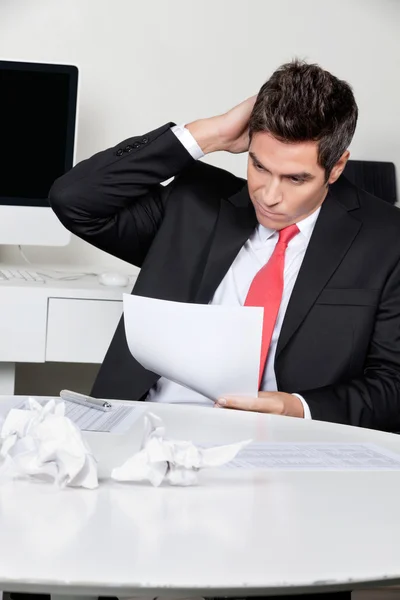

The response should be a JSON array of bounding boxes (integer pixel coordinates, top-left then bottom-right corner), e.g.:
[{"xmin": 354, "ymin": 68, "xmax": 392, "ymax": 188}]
[{"xmin": 147, "ymin": 125, "xmax": 320, "ymax": 418}]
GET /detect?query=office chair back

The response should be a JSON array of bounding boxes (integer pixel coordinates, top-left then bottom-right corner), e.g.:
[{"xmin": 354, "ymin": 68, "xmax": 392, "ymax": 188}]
[{"xmin": 344, "ymin": 160, "xmax": 397, "ymax": 204}]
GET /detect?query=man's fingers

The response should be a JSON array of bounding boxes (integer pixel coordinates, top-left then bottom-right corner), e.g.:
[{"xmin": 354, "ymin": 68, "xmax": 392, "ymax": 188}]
[
  {"xmin": 215, "ymin": 395, "xmax": 270, "ymax": 412},
  {"xmin": 215, "ymin": 392, "xmax": 303, "ymax": 417}
]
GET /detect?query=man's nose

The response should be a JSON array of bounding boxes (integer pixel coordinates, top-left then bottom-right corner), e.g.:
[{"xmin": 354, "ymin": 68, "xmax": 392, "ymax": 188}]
[{"xmin": 262, "ymin": 180, "xmax": 282, "ymax": 206}]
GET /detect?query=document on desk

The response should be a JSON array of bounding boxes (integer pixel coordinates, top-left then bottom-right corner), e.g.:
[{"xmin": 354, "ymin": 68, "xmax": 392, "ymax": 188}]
[
  {"xmin": 61, "ymin": 401, "xmax": 145, "ymax": 433},
  {"xmin": 123, "ymin": 294, "xmax": 263, "ymax": 400},
  {"xmin": 10, "ymin": 398, "xmax": 146, "ymax": 434},
  {"xmin": 223, "ymin": 443, "xmax": 400, "ymax": 471}
]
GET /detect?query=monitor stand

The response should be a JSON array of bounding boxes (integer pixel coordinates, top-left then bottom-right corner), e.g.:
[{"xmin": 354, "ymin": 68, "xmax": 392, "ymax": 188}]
[{"xmin": 0, "ymin": 205, "xmax": 70, "ymax": 246}]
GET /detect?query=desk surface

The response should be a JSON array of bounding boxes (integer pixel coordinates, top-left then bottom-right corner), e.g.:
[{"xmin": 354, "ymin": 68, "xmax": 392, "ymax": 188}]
[
  {"xmin": 0, "ymin": 268, "xmax": 134, "ymax": 299},
  {"xmin": 1, "ymin": 399, "xmax": 400, "ymax": 597}
]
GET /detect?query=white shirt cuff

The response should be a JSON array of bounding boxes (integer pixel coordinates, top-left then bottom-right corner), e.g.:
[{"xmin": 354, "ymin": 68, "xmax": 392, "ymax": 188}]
[
  {"xmin": 292, "ymin": 393, "xmax": 312, "ymax": 419},
  {"xmin": 171, "ymin": 124, "xmax": 204, "ymax": 160}
]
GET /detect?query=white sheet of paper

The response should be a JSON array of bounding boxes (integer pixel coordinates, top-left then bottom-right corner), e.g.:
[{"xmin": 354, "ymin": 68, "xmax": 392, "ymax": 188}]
[
  {"xmin": 222, "ymin": 442, "xmax": 400, "ymax": 470},
  {"xmin": 123, "ymin": 294, "xmax": 263, "ymax": 400}
]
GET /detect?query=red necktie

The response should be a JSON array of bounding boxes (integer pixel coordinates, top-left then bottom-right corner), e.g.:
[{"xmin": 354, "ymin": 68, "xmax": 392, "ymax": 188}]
[{"xmin": 244, "ymin": 224, "xmax": 299, "ymax": 388}]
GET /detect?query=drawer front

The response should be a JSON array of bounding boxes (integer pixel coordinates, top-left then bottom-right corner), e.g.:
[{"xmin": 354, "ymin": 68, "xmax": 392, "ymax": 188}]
[
  {"xmin": 0, "ymin": 289, "xmax": 47, "ymax": 362},
  {"xmin": 46, "ymin": 298, "xmax": 122, "ymax": 363}
]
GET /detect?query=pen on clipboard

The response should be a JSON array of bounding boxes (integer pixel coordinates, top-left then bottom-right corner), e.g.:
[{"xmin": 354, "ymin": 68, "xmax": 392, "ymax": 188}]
[{"xmin": 60, "ymin": 389, "xmax": 112, "ymax": 412}]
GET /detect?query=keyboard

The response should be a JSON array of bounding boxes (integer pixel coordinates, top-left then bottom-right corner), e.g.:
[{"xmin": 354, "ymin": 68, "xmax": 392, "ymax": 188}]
[{"xmin": 0, "ymin": 267, "xmax": 45, "ymax": 283}]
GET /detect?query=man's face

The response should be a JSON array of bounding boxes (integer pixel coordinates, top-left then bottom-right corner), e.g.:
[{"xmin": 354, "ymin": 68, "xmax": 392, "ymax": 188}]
[{"xmin": 247, "ymin": 132, "xmax": 347, "ymax": 230}]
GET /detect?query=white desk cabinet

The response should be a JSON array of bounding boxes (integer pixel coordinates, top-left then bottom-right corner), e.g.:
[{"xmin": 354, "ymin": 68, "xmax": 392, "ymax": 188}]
[
  {"xmin": 0, "ymin": 274, "xmax": 130, "ymax": 394},
  {"xmin": 46, "ymin": 298, "xmax": 123, "ymax": 363}
]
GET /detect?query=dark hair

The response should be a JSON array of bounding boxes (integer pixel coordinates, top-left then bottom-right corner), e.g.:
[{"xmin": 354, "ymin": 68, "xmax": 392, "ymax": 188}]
[{"xmin": 249, "ymin": 60, "xmax": 358, "ymax": 178}]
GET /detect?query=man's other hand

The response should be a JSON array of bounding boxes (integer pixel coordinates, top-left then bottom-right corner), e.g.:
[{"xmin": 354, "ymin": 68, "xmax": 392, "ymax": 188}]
[{"xmin": 215, "ymin": 391, "xmax": 305, "ymax": 418}]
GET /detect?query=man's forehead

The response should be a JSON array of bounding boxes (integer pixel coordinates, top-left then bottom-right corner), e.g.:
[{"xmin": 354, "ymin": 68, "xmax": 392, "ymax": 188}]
[{"xmin": 249, "ymin": 131, "xmax": 320, "ymax": 172}]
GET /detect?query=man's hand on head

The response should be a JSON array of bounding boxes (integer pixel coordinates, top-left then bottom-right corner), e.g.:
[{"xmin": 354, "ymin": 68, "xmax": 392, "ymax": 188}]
[
  {"xmin": 215, "ymin": 391, "xmax": 305, "ymax": 418},
  {"xmin": 186, "ymin": 95, "xmax": 257, "ymax": 155}
]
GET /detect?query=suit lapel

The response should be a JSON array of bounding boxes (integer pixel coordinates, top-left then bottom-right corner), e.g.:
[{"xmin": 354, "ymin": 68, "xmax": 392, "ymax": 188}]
[
  {"xmin": 276, "ymin": 178, "xmax": 361, "ymax": 358},
  {"xmin": 195, "ymin": 185, "xmax": 257, "ymax": 304}
]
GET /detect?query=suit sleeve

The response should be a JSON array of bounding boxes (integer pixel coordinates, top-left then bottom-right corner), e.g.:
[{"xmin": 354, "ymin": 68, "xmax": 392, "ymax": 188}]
[
  {"xmin": 299, "ymin": 257, "xmax": 400, "ymax": 431},
  {"xmin": 49, "ymin": 123, "xmax": 195, "ymax": 267}
]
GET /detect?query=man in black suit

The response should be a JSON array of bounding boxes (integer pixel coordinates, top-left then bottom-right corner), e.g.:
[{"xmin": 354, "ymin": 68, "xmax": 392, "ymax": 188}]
[{"xmin": 50, "ymin": 60, "xmax": 400, "ymax": 431}]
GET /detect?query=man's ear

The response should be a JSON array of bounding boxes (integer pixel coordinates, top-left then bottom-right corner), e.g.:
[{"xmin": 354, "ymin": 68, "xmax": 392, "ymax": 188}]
[{"xmin": 328, "ymin": 151, "xmax": 350, "ymax": 184}]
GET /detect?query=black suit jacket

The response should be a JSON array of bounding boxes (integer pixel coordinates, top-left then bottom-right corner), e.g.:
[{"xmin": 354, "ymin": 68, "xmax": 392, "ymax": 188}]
[{"xmin": 49, "ymin": 123, "xmax": 400, "ymax": 431}]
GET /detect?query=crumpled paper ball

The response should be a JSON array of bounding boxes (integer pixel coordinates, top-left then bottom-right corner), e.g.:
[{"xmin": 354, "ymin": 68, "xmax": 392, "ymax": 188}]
[
  {"xmin": 111, "ymin": 412, "xmax": 251, "ymax": 486},
  {"xmin": 0, "ymin": 398, "xmax": 98, "ymax": 489}
]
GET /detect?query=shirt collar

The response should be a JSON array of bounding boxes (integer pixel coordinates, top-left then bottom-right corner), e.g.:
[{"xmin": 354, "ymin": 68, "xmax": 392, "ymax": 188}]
[{"xmin": 256, "ymin": 206, "xmax": 321, "ymax": 244}]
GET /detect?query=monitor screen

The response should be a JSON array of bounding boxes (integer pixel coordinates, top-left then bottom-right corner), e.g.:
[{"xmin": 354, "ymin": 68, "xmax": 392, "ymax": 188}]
[{"xmin": 0, "ymin": 61, "xmax": 78, "ymax": 207}]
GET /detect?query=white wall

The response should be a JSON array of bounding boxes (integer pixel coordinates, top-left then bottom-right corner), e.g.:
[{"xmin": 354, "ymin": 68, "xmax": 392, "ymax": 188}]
[{"xmin": 0, "ymin": 0, "xmax": 399, "ymax": 272}]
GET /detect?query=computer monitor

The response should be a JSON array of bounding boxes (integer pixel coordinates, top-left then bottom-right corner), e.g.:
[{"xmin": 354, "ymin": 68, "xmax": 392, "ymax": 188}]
[{"xmin": 0, "ymin": 60, "xmax": 78, "ymax": 246}]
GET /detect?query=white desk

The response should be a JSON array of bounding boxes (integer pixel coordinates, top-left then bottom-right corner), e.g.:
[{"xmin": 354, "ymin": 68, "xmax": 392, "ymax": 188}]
[
  {"xmin": 1, "ymin": 399, "xmax": 400, "ymax": 598},
  {"xmin": 0, "ymin": 273, "xmax": 134, "ymax": 394}
]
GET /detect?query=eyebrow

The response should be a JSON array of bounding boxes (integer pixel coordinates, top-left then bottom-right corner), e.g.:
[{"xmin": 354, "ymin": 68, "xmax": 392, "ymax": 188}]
[{"xmin": 249, "ymin": 152, "xmax": 315, "ymax": 181}]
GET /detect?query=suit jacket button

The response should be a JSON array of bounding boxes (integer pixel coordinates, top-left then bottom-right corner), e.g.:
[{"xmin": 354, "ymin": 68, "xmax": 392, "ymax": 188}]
[
  {"xmin": 133, "ymin": 141, "xmax": 141, "ymax": 148},
  {"xmin": 116, "ymin": 149, "xmax": 123, "ymax": 156},
  {"xmin": 124, "ymin": 145, "xmax": 132, "ymax": 152},
  {"xmin": 142, "ymin": 137, "xmax": 149, "ymax": 144}
]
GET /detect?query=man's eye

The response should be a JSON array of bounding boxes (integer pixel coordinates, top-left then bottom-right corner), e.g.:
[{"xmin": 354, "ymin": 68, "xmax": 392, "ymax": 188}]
[
  {"xmin": 254, "ymin": 162, "xmax": 265, "ymax": 171},
  {"xmin": 289, "ymin": 176, "xmax": 304, "ymax": 185}
]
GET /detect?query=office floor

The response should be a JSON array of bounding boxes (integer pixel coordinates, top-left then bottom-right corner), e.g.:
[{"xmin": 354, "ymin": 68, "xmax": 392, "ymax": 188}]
[
  {"xmin": 353, "ymin": 591, "xmax": 400, "ymax": 600},
  {"xmin": 14, "ymin": 362, "xmax": 100, "ymax": 396},
  {"xmin": 3, "ymin": 592, "xmax": 400, "ymax": 600}
]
